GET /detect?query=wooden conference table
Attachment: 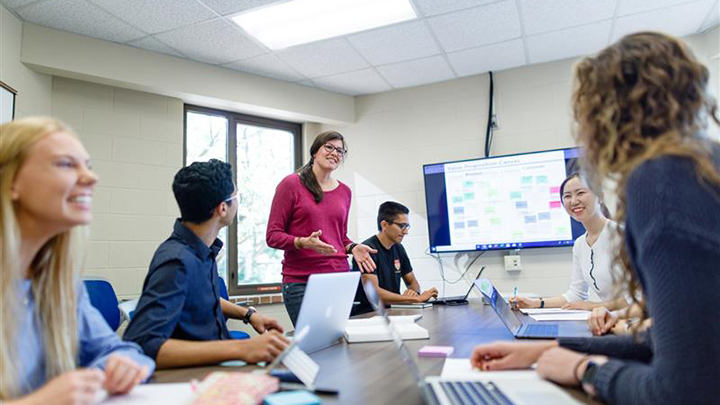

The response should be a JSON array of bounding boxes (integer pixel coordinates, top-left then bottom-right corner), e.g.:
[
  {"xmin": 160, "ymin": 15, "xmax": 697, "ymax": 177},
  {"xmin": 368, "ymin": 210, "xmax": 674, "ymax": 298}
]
[{"xmin": 152, "ymin": 299, "xmax": 600, "ymax": 404}]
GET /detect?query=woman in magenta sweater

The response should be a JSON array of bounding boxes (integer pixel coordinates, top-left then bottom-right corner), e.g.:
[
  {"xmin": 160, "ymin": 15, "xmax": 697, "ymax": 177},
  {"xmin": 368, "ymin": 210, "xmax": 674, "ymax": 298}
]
[{"xmin": 266, "ymin": 131, "xmax": 377, "ymax": 325}]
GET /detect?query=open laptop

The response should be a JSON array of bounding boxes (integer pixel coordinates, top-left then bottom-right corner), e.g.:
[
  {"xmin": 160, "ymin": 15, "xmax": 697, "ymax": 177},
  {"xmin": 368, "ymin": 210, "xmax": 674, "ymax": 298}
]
[
  {"xmin": 432, "ymin": 267, "xmax": 485, "ymax": 306},
  {"xmin": 294, "ymin": 272, "xmax": 360, "ymax": 353},
  {"xmin": 361, "ymin": 280, "xmax": 581, "ymax": 405},
  {"xmin": 474, "ymin": 279, "xmax": 591, "ymax": 339}
]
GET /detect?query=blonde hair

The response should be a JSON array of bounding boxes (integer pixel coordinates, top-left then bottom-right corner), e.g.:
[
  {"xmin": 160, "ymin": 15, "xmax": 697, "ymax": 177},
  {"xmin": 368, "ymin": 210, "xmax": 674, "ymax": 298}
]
[
  {"xmin": 0, "ymin": 117, "xmax": 87, "ymax": 399},
  {"xmin": 572, "ymin": 32, "xmax": 720, "ymax": 330}
]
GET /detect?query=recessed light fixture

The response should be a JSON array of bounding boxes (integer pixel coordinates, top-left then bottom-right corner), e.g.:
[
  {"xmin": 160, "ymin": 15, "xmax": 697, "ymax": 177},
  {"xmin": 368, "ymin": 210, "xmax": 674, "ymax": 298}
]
[{"xmin": 232, "ymin": 0, "xmax": 417, "ymax": 50}]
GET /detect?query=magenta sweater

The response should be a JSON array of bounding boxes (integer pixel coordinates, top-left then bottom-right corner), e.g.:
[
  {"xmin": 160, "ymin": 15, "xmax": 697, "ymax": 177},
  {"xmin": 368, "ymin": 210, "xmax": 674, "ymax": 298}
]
[{"xmin": 266, "ymin": 173, "xmax": 353, "ymax": 283}]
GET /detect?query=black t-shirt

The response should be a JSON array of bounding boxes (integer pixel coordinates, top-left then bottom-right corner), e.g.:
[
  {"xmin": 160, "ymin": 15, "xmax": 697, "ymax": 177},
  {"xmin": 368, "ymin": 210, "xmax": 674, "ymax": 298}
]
[{"xmin": 351, "ymin": 235, "xmax": 413, "ymax": 315}]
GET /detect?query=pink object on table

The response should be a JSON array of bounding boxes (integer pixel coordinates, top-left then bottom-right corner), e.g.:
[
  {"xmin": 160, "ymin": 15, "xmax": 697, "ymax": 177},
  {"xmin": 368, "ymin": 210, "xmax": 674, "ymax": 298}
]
[{"xmin": 418, "ymin": 346, "xmax": 455, "ymax": 358}]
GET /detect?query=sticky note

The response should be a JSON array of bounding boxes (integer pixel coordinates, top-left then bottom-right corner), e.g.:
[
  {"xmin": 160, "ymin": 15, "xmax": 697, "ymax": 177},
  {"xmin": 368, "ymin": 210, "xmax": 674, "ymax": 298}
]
[
  {"xmin": 263, "ymin": 391, "xmax": 320, "ymax": 405},
  {"xmin": 418, "ymin": 345, "xmax": 455, "ymax": 358}
]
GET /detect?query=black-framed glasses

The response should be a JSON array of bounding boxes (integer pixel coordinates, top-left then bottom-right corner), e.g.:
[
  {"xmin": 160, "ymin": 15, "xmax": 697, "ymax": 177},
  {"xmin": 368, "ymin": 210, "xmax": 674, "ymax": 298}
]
[
  {"xmin": 322, "ymin": 143, "xmax": 347, "ymax": 157},
  {"xmin": 389, "ymin": 221, "xmax": 411, "ymax": 231}
]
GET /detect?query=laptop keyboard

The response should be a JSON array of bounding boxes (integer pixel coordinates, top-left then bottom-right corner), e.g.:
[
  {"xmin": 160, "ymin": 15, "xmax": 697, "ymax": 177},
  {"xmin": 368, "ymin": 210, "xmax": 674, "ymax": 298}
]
[
  {"xmin": 439, "ymin": 381, "xmax": 516, "ymax": 405},
  {"xmin": 524, "ymin": 323, "xmax": 559, "ymax": 337}
]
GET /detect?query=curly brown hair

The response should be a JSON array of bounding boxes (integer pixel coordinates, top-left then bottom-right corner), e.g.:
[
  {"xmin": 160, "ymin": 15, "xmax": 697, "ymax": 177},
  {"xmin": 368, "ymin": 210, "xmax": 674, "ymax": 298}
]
[{"xmin": 572, "ymin": 31, "xmax": 720, "ymax": 331}]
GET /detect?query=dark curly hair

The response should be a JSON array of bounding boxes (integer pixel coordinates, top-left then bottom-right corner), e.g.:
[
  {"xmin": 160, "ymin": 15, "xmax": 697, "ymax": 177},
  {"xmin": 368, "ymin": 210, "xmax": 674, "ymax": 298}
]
[
  {"xmin": 572, "ymin": 32, "xmax": 720, "ymax": 331},
  {"xmin": 172, "ymin": 159, "xmax": 234, "ymax": 223}
]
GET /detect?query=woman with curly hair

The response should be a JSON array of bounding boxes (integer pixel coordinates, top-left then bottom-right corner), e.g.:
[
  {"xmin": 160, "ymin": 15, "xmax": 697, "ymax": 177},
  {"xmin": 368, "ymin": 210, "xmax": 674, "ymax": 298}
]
[{"xmin": 470, "ymin": 32, "xmax": 720, "ymax": 404}]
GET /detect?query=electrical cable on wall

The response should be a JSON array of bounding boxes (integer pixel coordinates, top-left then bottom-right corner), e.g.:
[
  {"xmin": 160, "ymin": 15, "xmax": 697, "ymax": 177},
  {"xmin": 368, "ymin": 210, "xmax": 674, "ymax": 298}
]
[
  {"xmin": 484, "ymin": 71, "xmax": 494, "ymax": 158},
  {"xmin": 426, "ymin": 249, "xmax": 485, "ymax": 298}
]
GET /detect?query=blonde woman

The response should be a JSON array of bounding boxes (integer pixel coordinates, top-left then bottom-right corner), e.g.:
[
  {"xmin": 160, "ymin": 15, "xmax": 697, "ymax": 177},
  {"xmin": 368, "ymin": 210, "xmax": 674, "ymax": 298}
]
[
  {"xmin": 1, "ymin": 118, "xmax": 155, "ymax": 404},
  {"xmin": 470, "ymin": 32, "xmax": 720, "ymax": 404}
]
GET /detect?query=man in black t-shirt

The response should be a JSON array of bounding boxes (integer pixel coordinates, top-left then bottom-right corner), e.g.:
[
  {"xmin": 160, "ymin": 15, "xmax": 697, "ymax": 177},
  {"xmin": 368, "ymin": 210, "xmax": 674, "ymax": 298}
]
[{"xmin": 352, "ymin": 202, "xmax": 437, "ymax": 313}]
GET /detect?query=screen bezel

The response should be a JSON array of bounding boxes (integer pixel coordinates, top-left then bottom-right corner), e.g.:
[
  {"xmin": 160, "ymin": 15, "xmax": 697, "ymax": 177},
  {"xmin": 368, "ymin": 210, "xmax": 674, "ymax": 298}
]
[{"xmin": 422, "ymin": 147, "xmax": 582, "ymax": 254}]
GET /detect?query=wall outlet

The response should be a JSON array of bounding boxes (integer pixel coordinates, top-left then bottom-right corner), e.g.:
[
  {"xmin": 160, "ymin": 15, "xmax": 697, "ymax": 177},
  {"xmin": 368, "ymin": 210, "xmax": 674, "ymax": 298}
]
[
  {"xmin": 504, "ymin": 255, "xmax": 521, "ymax": 271},
  {"xmin": 490, "ymin": 114, "xmax": 500, "ymax": 130}
]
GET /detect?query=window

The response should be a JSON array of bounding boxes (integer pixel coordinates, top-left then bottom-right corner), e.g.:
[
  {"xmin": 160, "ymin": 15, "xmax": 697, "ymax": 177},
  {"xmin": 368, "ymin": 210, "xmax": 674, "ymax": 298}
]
[{"xmin": 184, "ymin": 105, "xmax": 302, "ymax": 295}]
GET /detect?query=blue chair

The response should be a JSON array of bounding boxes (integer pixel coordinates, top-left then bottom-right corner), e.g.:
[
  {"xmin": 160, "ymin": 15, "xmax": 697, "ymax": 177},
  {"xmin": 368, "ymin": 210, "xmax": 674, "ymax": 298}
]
[
  {"xmin": 84, "ymin": 279, "xmax": 121, "ymax": 331},
  {"xmin": 218, "ymin": 276, "xmax": 250, "ymax": 340}
]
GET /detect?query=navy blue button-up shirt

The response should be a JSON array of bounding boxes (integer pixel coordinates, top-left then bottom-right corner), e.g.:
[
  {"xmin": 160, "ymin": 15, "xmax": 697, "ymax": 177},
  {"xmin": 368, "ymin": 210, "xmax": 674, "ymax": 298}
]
[{"xmin": 123, "ymin": 220, "xmax": 230, "ymax": 360}]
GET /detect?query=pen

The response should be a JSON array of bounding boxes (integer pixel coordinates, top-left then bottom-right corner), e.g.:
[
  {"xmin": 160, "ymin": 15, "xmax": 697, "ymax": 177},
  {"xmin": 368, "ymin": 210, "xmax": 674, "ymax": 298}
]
[{"xmin": 511, "ymin": 286, "xmax": 518, "ymax": 310}]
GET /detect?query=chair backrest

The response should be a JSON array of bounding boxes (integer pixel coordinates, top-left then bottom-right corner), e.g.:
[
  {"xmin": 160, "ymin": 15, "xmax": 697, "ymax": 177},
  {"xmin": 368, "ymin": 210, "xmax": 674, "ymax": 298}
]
[
  {"xmin": 218, "ymin": 276, "xmax": 229, "ymax": 301},
  {"xmin": 83, "ymin": 279, "xmax": 121, "ymax": 331}
]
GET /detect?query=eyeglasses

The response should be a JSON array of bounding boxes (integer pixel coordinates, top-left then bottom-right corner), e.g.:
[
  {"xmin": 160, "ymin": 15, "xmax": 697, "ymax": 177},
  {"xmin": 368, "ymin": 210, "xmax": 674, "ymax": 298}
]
[
  {"xmin": 224, "ymin": 193, "xmax": 240, "ymax": 204},
  {"xmin": 322, "ymin": 143, "xmax": 347, "ymax": 157},
  {"xmin": 389, "ymin": 221, "xmax": 411, "ymax": 231}
]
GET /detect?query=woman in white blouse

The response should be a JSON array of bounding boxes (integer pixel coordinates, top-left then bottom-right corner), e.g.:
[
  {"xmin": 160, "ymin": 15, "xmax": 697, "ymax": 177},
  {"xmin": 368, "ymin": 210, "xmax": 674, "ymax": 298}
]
[{"xmin": 511, "ymin": 173, "xmax": 628, "ymax": 311}]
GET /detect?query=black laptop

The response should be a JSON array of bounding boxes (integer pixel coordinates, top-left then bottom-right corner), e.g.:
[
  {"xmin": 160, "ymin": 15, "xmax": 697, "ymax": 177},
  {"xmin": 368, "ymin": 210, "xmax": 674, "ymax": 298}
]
[{"xmin": 432, "ymin": 267, "xmax": 485, "ymax": 306}]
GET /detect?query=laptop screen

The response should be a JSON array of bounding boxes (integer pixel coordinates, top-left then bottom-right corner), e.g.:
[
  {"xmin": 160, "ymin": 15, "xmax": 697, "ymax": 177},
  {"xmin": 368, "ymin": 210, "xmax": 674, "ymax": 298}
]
[{"xmin": 476, "ymin": 279, "xmax": 523, "ymax": 333}]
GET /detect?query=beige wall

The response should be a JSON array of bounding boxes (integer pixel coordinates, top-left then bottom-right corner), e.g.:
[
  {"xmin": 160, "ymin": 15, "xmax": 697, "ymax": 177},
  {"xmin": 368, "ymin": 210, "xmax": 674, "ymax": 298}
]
[
  {"xmin": 322, "ymin": 29, "xmax": 720, "ymax": 299},
  {"xmin": 51, "ymin": 77, "xmax": 183, "ymax": 299},
  {"xmin": 0, "ymin": 6, "xmax": 51, "ymax": 118}
]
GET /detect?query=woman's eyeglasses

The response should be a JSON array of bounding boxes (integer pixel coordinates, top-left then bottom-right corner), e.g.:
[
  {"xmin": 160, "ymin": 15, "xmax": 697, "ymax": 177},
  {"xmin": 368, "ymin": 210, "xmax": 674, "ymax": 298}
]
[{"xmin": 322, "ymin": 143, "xmax": 347, "ymax": 157}]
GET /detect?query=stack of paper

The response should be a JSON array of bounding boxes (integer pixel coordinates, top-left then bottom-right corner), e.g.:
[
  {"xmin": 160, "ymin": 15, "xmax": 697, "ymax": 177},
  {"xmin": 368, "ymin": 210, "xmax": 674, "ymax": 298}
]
[
  {"xmin": 344, "ymin": 315, "xmax": 428, "ymax": 343},
  {"xmin": 519, "ymin": 308, "xmax": 591, "ymax": 321},
  {"xmin": 390, "ymin": 302, "xmax": 433, "ymax": 309}
]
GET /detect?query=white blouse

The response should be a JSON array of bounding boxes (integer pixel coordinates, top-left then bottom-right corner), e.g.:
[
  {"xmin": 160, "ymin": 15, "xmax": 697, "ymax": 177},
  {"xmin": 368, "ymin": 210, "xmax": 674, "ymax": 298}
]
[{"xmin": 562, "ymin": 220, "xmax": 626, "ymax": 303}]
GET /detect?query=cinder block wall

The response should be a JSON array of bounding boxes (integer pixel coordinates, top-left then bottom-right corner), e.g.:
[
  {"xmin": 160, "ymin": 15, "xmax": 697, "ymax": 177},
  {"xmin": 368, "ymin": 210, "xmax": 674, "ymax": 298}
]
[{"xmin": 52, "ymin": 77, "xmax": 183, "ymax": 299}]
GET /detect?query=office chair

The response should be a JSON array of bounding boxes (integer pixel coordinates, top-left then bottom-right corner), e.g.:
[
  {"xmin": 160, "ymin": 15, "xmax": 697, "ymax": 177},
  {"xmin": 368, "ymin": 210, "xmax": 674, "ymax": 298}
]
[
  {"xmin": 218, "ymin": 276, "xmax": 250, "ymax": 340},
  {"xmin": 84, "ymin": 279, "xmax": 121, "ymax": 331}
]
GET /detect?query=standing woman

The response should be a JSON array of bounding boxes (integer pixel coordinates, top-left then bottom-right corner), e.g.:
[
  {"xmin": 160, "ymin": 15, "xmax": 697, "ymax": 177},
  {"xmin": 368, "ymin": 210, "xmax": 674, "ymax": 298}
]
[
  {"xmin": 1, "ymin": 118, "xmax": 154, "ymax": 404},
  {"xmin": 511, "ymin": 173, "xmax": 628, "ymax": 311},
  {"xmin": 470, "ymin": 32, "xmax": 720, "ymax": 404},
  {"xmin": 267, "ymin": 131, "xmax": 376, "ymax": 325}
]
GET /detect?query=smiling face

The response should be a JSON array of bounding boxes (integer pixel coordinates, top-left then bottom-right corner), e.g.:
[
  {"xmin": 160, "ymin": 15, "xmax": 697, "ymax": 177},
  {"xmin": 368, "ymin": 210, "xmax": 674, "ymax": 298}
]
[
  {"xmin": 312, "ymin": 138, "xmax": 345, "ymax": 172},
  {"xmin": 11, "ymin": 131, "xmax": 98, "ymax": 235},
  {"xmin": 561, "ymin": 176, "xmax": 600, "ymax": 223}
]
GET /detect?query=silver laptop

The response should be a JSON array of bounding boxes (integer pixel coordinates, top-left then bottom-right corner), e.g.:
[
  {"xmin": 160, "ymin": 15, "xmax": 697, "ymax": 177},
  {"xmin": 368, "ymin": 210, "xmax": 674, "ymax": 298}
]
[
  {"xmin": 474, "ymin": 279, "xmax": 591, "ymax": 339},
  {"xmin": 361, "ymin": 280, "xmax": 581, "ymax": 405},
  {"xmin": 294, "ymin": 272, "xmax": 360, "ymax": 353}
]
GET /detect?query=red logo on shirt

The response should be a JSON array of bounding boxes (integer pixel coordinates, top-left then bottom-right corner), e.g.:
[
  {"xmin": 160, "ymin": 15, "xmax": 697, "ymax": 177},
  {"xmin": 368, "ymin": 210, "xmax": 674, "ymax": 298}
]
[{"xmin": 394, "ymin": 259, "xmax": 401, "ymax": 272}]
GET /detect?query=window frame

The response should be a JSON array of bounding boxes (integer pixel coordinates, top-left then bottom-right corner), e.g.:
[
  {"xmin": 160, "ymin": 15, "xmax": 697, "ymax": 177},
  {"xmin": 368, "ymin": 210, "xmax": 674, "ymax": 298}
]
[{"xmin": 184, "ymin": 104, "xmax": 303, "ymax": 296}]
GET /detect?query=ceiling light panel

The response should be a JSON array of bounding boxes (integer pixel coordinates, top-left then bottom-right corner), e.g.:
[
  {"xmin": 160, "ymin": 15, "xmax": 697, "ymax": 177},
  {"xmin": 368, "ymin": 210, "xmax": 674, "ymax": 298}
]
[{"xmin": 232, "ymin": 0, "xmax": 417, "ymax": 50}]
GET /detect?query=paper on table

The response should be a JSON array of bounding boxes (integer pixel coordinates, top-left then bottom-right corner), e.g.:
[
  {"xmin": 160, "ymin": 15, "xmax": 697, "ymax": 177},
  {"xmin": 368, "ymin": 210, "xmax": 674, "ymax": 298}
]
[
  {"xmin": 519, "ymin": 308, "xmax": 590, "ymax": 314},
  {"xmin": 529, "ymin": 312, "xmax": 590, "ymax": 321},
  {"xmin": 440, "ymin": 358, "xmax": 539, "ymax": 380},
  {"xmin": 93, "ymin": 383, "xmax": 192, "ymax": 405}
]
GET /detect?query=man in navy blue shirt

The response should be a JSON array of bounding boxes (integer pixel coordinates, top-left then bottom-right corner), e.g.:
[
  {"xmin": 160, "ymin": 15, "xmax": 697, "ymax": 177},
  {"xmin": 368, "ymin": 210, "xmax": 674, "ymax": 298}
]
[{"xmin": 124, "ymin": 159, "xmax": 288, "ymax": 369}]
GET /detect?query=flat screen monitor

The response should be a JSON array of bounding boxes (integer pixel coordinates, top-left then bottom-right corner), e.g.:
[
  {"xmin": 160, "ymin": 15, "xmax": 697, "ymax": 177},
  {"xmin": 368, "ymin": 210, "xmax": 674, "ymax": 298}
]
[{"xmin": 423, "ymin": 147, "xmax": 585, "ymax": 253}]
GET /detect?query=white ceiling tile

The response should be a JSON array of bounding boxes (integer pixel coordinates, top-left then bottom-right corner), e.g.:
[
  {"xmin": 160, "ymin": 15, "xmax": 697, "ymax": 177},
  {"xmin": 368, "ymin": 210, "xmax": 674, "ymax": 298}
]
[
  {"xmin": 348, "ymin": 20, "xmax": 440, "ymax": 65},
  {"xmin": 198, "ymin": 0, "xmax": 284, "ymax": 16},
  {"xmin": 313, "ymin": 68, "xmax": 391, "ymax": 95},
  {"xmin": 699, "ymin": 0, "xmax": 719, "ymax": 31},
  {"xmin": 447, "ymin": 39, "xmax": 526, "ymax": 77},
  {"xmin": 90, "ymin": 0, "xmax": 216, "ymax": 34},
  {"xmin": 127, "ymin": 36, "xmax": 185, "ymax": 57},
  {"xmin": 520, "ymin": 0, "xmax": 616, "ymax": 36},
  {"xmin": 2, "ymin": 0, "xmax": 40, "ymax": 9},
  {"xmin": 618, "ymin": 0, "xmax": 703, "ymax": 16},
  {"xmin": 17, "ymin": 0, "xmax": 145, "ymax": 43},
  {"xmin": 377, "ymin": 55, "xmax": 455, "ymax": 88},
  {"xmin": 427, "ymin": 0, "xmax": 521, "ymax": 53},
  {"xmin": 154, "ymin": 19, "xmax": 267, "ymax": 65},
  {"xmin": 527, "ymin": 20, "xmax": 612, "ymax": 64},
  {"xmin": 224, "ymin": 54, "xmax": 306, "ymax": 82},
  {"xmin": 276, "ymin": 38, "xmax": 369, "ymax": 78},
  {"xmin": 612, "ymin": 1, "xmax": 715, "ymax": 41},
  {"xmin": 411, "ymin": 0, "xmax": 498, "ymax": 17}
]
